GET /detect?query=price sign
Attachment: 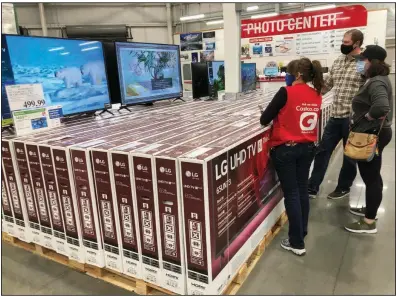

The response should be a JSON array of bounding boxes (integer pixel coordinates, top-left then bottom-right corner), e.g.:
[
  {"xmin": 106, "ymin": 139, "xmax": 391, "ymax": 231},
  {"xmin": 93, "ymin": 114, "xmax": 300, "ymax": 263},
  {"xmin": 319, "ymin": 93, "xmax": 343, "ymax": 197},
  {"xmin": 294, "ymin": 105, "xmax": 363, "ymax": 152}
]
[{"xmin": 5, "ymin": 84, "xmax": 46, "ymax": 111}]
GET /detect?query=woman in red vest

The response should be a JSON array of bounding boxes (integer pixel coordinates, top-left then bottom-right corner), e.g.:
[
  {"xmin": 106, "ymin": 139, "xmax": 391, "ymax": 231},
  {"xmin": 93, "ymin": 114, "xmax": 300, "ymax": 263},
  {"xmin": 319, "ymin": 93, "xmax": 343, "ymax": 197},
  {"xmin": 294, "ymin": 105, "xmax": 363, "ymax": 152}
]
[{"xmin": 260, "ymin": 58, "xmax": 324, "ymax": 256}]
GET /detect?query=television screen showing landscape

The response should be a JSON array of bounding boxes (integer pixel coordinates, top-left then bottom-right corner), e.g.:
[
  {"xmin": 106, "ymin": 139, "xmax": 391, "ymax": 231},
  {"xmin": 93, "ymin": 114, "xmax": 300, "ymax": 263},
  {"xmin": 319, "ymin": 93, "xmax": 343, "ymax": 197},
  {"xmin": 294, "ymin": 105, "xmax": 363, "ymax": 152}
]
[{"xmin": 116, "ymin": 42, "xmax": 182, "ymax": 105}]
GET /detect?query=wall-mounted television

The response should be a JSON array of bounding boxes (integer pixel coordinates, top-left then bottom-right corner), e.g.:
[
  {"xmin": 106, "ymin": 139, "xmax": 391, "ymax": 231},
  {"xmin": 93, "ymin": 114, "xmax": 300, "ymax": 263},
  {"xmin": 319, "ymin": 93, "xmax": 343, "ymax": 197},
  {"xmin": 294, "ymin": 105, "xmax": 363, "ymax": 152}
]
[
  {"xmin": 207, "ymin": 61, "xmax": 225, "ymax": 98},
  {"xmin": 1, "ymin": 34, "xmax": 111, "ymax": 117},
  {"xmin": 115, "ymin": 42, "xmax": 183, "ymax": 105},
  {"xmin": 241, "ymin": 63, "xmax": 256, "ymax": 92},
  {"xmin": 191, "ymin": 62, "xmax": 209, "ymax": 99}
]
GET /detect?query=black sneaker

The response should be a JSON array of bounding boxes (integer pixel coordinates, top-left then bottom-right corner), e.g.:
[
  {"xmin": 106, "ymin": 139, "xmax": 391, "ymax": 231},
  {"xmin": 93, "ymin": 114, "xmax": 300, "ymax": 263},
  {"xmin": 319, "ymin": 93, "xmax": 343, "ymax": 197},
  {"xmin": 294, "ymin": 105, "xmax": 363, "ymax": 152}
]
[
  {"xmin": 308, "ymin": 189, "xmax": 317, "ymax": 199},
  {"xmin": 280, "ymin": 239, "xmax": 306, "ymax": 256},
  {"xmin": 349, "ymin": 206, "xmax": 378, "ymax": 220},
  {"xmin": 327, "ymin": 189, "xmax": 350, "ymax": 200}
]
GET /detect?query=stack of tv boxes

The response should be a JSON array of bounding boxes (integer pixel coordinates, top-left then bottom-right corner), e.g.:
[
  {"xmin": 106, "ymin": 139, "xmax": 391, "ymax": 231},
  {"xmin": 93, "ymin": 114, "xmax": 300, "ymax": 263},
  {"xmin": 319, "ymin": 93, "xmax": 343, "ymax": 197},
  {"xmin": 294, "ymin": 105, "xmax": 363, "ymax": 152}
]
[{"xmin": 1, "ymin": 90, "xmax": 334, "ymax": 295}]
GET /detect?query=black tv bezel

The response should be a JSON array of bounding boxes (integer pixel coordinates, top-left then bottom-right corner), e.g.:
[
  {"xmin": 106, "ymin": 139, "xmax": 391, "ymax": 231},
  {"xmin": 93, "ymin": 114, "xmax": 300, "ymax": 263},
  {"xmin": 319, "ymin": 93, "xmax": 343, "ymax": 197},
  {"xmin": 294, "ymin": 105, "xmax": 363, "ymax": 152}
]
[
  {"xmin": 1, "ymin": 33, "xmax": 112, "ymax": 117},
  {"xmin": 241, "ymin": 62, "xmax": 257, "ymax": 92},
  {"xmin": 191, "ymin": 62, "xmax": 209, "ymax": 99},
  {"xmin": 114, "ymin": 41, "xmax": 184, "ymax": 106}
]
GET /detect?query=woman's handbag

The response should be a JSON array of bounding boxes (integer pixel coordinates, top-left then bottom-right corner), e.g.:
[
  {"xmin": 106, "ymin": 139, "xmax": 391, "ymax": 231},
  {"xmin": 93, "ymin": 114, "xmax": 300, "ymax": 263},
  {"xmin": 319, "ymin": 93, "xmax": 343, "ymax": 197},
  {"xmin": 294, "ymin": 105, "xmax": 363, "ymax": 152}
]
[{"xmin": 344, "ymin": 114, "xmax": 387, "ymax": 162}]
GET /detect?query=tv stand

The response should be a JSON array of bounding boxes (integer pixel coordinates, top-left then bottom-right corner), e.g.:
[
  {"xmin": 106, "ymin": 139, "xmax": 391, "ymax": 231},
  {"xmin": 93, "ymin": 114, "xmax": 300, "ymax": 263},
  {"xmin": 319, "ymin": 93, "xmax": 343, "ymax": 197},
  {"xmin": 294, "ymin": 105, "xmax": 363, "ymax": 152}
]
[
  {"xmin": 96, "ymin": 109, "xmax": 114, "ymax": 116},
  {"xmin": 118, "ymin": 105, "xmax": 132, "ymax": 113},
  {"xmin": 173, "ymin": 97, "xmax": 185, "ymax": 102},
  {"xmin": 1, "ymin": 125, "xmax": 15, "ymax": 134}
]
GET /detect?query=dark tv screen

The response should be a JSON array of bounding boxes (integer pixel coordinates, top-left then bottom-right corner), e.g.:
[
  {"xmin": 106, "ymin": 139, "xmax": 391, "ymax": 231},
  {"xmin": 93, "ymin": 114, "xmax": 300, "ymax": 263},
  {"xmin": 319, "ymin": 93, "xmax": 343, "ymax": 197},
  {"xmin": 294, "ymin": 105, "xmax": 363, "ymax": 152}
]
[
  {"xmin": 102, "ymin": 41, "xmax": 121, "ymax": 104},
  {"xmin": 191, "ymin": 62, "xmax": 209, "ymax": 99}
]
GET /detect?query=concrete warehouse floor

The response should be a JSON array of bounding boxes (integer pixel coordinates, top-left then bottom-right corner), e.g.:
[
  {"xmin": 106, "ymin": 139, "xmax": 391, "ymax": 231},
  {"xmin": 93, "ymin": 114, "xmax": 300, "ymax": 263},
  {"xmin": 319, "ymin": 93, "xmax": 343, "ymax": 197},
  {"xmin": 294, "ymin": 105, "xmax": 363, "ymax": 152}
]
[{"xmin": 2, "ymin": 129, "xmax": 395, "ymax": 295}]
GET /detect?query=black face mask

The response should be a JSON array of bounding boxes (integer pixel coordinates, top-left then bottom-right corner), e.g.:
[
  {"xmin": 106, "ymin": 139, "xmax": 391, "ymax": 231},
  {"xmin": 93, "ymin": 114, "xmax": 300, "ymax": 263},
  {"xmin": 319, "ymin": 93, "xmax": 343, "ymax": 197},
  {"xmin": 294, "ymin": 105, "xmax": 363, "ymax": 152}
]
[{"xmin": 340, "ymin": 44, "xmax": 355, "ymax": 55}]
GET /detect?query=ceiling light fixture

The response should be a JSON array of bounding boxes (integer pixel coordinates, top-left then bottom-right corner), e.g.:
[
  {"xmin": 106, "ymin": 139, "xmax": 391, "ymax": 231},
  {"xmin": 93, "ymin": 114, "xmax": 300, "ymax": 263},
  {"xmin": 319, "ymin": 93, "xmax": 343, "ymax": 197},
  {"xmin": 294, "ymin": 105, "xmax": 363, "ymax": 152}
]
[
  {"xmin": 206, "ymin": 20, "xmax": 224, "ymax": 25},
  {"xmin": 180, "ymin": 14, "xmax": 205, "ymax": 21},
  {"xmin": 304, "ymin": 4, "xmax": 336, "ymax": 12},
  {"xmin": 246, "ymin": 6, "xmax": 259, "ymax": 12},
  {"xmin": 251, "ymin": 12, "xmax": 279, "ymax": 19}
]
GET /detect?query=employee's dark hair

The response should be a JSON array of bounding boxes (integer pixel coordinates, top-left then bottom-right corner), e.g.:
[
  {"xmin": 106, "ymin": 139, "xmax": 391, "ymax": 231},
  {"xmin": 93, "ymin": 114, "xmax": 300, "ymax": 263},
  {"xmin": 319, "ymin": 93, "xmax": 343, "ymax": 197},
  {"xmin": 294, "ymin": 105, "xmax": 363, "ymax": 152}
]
[
  {"xmin": 366, "ymin": 59, "xmax": 390, "ymax": 78},
  {"xmin": 345, "ymin": 29, "xmax": 364, "ymax": 47},
  {"xmin": 287, "ymin": 58, "xmax": 324, "ymax": 94}
]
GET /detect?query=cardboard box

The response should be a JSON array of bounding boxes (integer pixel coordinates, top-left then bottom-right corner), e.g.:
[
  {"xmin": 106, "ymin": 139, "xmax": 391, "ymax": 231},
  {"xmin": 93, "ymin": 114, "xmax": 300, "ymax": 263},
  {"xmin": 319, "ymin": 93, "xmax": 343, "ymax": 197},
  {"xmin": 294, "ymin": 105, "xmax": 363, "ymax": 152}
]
[
  {"xmin": 1, "ymin": 138, "xmax": 34, "ymax": 243},
  {"xmin": 1, "ymin": 166, "xmax": 16, "ymax": 236},
  {"xmin": 177, "ymin": 127, "xmax": 285, "ymax": 295}
]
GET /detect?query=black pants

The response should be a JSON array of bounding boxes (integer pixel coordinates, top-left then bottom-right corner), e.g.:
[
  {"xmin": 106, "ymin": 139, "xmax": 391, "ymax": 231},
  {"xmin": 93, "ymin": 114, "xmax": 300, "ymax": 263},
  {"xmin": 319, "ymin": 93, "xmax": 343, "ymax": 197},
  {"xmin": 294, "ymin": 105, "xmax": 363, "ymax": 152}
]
[
  {"xmin": 357, "ymin": 127, "xmax": 393, "ymax": 220},
  {"xmin": 270, "ymin": 142, "xmax": 316, "ymax": 249},
  {"xmin": 308, "ymin": 117, "xmax": 357, "ymax": 193}
]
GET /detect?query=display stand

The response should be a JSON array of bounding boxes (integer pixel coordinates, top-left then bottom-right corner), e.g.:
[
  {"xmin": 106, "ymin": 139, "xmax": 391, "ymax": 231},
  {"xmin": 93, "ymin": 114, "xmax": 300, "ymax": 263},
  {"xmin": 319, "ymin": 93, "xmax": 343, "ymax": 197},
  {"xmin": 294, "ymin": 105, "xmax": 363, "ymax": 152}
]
[
  {"xmin": 1, "ymin": 125, "xmax": 15, "ymax": 134},
  {"xmin": 118, "ymin": 105, "xmax": 133, "ymax": 113},
  {"xmin": 96, "ymin": 109, "xmax": 114, "ymax": 116},
  {"xmin": 172, "ymin": 97, "xmax": 185, "ymax": 102}
]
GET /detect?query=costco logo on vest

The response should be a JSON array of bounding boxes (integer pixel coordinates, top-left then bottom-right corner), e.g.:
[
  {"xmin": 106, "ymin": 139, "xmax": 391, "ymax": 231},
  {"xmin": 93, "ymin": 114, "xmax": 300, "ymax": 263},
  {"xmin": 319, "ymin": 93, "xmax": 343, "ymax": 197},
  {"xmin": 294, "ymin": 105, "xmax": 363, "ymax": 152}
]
[{"xmin": 300, "ymin": 112, "xmax": 318, "ymax": 131}]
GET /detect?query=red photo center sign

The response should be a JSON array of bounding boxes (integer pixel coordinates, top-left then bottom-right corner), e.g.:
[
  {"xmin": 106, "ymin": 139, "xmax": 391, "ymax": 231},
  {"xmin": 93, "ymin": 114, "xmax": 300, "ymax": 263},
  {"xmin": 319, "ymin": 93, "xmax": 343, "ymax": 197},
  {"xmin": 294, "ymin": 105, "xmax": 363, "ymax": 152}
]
[{"xmin": 241, "ymin": 5, "xmax": 368, "ymax": 38}]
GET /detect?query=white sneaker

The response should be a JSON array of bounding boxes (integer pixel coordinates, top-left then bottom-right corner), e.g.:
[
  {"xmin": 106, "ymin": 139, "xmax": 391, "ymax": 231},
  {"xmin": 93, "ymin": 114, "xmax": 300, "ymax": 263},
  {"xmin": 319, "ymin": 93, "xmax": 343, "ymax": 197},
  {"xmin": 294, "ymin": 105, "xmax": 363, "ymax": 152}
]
[{"xmin": 280, "ymin": 239, "xmax": 306, "ymax": 256}]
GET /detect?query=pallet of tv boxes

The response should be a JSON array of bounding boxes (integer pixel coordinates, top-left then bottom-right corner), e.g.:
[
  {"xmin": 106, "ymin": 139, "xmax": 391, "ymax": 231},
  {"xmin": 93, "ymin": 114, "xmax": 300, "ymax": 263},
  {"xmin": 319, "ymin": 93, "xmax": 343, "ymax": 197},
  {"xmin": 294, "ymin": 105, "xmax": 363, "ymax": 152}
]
[{"xmin": 1, "ymin": 90, "xmax": 333, "ymax": 295}]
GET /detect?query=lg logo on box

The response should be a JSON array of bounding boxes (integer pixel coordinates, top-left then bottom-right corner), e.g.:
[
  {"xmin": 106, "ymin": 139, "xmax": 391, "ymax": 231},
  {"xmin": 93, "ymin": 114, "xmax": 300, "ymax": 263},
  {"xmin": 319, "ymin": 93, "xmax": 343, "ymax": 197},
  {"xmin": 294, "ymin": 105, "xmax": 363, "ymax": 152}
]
[
  {"xmin": 28, "ymin": 151, "xmax": 36, "ymax": 156},
  {"xmin": 115, "ymin": 161, "xmax": 126, "ymax": 168},
  {"xmin": 95, "ymin": 158, "xmax": 105, "ymax": 165},
  {"xmin": 16, "ymin": 148, "xmax": 24, "ymax": 154},
  {"xmin": 74, "ymin": 157, "xmax": 84, "ymax": 163},
  {"xmin": 41, "ymin": 153, "xmax": 49, "ymax": 159},
  {"xmin": 1, "ymin": 147, "xmax": 8, "ymax": 152},
  {"xmin": 55, "ymin": 156, "xmax": 65, "ymax": 162},
  {"xmin": 300, "ymin": 112, "xmax": 318, "ymax": 131},
  {"xmin": 160, "ymin": 167, "xmax": 171, "ymax": 174},
  {"xmin": 137, "ymin": 164, "xmax": 147, "ymax": 171},
  {"xmin": 185, "ymin": 171, "xmax": 198, "ymax": 178}
]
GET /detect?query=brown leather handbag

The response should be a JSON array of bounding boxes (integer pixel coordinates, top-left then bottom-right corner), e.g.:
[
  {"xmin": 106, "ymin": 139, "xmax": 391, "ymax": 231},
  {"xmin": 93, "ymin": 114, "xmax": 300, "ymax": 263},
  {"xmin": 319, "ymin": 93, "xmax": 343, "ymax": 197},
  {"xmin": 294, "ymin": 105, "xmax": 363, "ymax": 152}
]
[{"xmin": 344, "ymin": 115, "xmax": 387, "ymax": 162}]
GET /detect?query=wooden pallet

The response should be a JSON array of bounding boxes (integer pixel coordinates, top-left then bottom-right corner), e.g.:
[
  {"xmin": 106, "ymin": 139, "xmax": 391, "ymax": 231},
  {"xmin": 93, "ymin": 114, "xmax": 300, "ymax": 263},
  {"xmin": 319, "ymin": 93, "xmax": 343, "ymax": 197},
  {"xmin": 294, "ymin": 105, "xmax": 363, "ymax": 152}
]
[
  {"xmin": 2, "ymin": 211, "xmax": 287, "ymax": 296},
  {"xmin": 1, "ymin": 232, "xmax": 174, "ymax": 295},
  {"xmin": 222, "ymin": 211, "xmax": 288, "ymax": 295}
]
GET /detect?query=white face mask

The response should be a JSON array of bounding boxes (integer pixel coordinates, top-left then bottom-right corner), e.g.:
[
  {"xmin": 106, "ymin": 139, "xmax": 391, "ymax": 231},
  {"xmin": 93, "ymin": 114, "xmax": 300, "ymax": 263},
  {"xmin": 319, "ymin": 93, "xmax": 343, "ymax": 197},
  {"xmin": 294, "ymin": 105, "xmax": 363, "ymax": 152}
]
[{"xmin": 356, "ymin": 60, "xmax": 366, "ymax": 74}]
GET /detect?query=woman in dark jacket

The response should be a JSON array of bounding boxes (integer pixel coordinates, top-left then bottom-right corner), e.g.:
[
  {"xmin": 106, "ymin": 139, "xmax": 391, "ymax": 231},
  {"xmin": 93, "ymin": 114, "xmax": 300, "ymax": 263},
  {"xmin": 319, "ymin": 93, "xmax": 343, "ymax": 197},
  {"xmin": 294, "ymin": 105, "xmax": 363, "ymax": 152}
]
[{"xmin": 345, "ymin": 45, "xmax": 393, "ymax": 234}]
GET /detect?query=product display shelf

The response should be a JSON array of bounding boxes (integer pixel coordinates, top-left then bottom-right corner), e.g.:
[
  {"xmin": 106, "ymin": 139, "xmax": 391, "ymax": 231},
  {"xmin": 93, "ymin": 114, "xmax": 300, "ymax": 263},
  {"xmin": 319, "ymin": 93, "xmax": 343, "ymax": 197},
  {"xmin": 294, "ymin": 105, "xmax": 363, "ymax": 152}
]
[{"xmin": 2, "ymin": 210, "xmax": 288, "ymax": 296}]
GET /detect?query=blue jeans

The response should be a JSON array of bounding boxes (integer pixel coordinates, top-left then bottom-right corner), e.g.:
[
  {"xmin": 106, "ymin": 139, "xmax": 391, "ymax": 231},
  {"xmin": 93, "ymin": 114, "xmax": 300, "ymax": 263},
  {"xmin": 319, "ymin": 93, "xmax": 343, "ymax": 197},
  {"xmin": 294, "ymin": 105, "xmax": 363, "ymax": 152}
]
[
  {"xmin": 270, "ymin": 142, "xmax": 316, "ymax": 249},
  {"xmin": 308, "ymin": 117, "xmax": 357, "ymax": 193}
]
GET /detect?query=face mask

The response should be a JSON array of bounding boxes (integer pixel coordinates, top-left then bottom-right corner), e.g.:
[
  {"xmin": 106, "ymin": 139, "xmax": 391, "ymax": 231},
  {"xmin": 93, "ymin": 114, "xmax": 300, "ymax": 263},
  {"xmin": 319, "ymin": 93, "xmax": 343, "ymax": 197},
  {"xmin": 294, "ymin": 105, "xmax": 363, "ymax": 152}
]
[
  {"xmin": 285, "ymin": 73, "xmax": 296, "ymax": 86},
  {"xmin": 340, "ymin": 44, "xmax": 355, "ymax": 55},
  {"xmin": 356, "ymin": 60, "xmax": 366, "ymax": 74}
]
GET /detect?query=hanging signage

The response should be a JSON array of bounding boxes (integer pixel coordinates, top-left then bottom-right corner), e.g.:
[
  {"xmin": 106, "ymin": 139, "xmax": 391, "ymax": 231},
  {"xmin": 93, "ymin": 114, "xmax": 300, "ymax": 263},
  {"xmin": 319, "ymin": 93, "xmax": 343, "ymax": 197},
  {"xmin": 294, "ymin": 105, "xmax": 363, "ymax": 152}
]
[{"xmin": 241, "ymin": 5, "xmax": 368, "ymax": 38}]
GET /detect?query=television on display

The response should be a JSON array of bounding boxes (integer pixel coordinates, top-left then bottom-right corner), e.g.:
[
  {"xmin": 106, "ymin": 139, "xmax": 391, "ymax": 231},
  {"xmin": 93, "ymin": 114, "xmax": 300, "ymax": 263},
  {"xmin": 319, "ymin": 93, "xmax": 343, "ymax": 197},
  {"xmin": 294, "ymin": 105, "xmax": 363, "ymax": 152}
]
[
  {"xmin": 241, "ymin": 63, "xmax": 257, "ymax": 92},
  {"xmin": 115, "ymin": 42, "xmax": 183, "ymax": 105},
  {"xmin": 1, "ymin": 34, "xmax": 111, "ymax": 116},
  {"xmin": 207, "ymin": 61, "xmax": 225, "ymax": 98},
  {"xmin": 102, "ymin": 41, "xmax": 122, "ymax": 104},
  {"xmin": 191, "ymin": 62, "xmax": 209, "ymax": 99}
]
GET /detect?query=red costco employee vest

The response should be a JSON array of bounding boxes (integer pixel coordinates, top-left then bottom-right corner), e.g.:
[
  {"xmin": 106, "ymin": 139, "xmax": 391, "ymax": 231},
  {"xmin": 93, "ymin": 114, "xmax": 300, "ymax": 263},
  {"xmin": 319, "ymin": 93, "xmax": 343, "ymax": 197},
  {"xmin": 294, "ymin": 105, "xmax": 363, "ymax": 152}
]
[{"xmin": 271, "ymin": 84, "xmax": 322, "ymax": 147}]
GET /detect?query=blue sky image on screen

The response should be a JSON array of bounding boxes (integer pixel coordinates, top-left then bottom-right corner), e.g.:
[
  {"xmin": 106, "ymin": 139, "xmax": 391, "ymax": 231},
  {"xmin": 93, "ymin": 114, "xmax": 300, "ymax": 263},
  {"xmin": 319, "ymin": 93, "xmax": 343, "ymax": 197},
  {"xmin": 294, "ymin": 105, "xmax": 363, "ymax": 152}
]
[
  {"xmin": 116, "ymin": 42, "xmax": 182, "ymax": 104},
  {"xmin": 5, "ymin": 35, "xmax": 110, "ymax": 115},
  {"xmin": 241, "ymin": 63, "xmax": 256, "ymax": 92}
]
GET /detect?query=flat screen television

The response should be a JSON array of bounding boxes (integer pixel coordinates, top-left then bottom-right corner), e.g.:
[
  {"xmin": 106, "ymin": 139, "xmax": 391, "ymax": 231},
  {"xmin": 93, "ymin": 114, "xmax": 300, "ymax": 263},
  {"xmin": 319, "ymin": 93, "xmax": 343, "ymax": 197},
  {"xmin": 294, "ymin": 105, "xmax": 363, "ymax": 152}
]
[
  {"xmin": 241, "ymin": 63, "xmax": 256, "ymax": 92},
  {"xmin": 207, "ymin": 61, "xmax": 225, "ymax": 98},
  {"xmin": 115, "ymin": 42, "xmax": 183, "ymax": 105},
  {"xmin": 102, "ymin": 41, "xmax": 122, "ymax": 104},
  {"xmin": 1, "ymin": 34, "xmax": 111, "ymax": 116},
  {"xmin": 191, "ymin": 62, "xmax": 209, "ymax": 99}
]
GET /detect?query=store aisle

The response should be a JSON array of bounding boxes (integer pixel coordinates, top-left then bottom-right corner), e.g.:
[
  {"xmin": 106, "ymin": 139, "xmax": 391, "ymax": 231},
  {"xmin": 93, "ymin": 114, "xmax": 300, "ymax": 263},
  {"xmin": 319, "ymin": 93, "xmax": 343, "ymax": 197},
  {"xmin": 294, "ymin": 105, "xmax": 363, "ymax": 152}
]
[{"xmin": 1, "ymin": 131, "xmax": 395, "ymax": 295}]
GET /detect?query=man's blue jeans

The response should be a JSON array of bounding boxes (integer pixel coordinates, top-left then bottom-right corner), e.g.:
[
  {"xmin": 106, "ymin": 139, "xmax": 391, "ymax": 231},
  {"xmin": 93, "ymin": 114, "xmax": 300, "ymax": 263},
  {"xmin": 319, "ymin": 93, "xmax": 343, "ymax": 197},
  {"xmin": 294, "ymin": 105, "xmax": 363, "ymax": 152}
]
[
  {"xmin": 270, "ymin": 142, "xmax": 316, "ymax": 249},
  {"xmin": 308, "ymin": 117, "xmax": 357, "ymax": 193}
]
